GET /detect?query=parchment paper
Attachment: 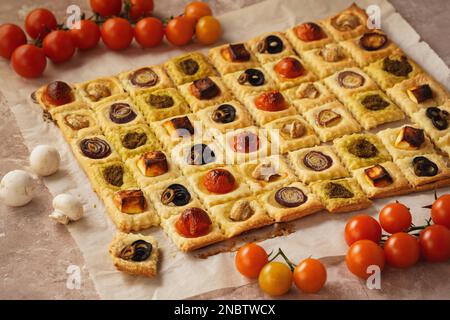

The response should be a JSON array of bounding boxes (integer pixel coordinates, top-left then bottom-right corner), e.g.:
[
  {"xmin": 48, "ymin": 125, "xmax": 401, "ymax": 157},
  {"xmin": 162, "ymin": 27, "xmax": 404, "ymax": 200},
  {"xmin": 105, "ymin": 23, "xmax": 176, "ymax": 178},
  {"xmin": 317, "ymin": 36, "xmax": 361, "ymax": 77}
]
[{"xmin": 1, "ymin": 0, "xmax": 449, "ymax": 300}]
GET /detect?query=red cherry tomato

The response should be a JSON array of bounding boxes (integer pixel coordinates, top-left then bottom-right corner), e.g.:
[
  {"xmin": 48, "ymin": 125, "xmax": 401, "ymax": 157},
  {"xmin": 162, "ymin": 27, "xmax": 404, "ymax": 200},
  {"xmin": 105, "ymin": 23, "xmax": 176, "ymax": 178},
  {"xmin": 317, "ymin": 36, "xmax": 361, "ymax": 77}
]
[
  {"xmin": 419, "ymin": 224, "xmax": 450, "ymax": 262},
  {"xmin": 69, "ymin": 20, "xmax": 101, "ymax": 50},
  {"xmin": 235, "ymin": 243, "xmax": 268, "ymax": 279},
  {"xmin": 0, "ymin": 24, "xmax": 27, "ymax": 59},
  {"xmin": 379, "ymin": 202, "xmax": 412, "ymax": 234},
  {"xmin": 293, "ymin": 258, "xmax": 327, "ymax": 293},
  {"xmin": 346, "ymin": 240, "xmax": 385, "ymax": 279},
  {"xmin": 184, "ymin": 1, "xmax": 213, "ymax": 23},
  {"xmin": 203, "ymin": 169, "xmax": 236, "ymax": 194},
  {"xmin": 254, "ymin": 91, "xmax": 287, "ymax": 111},
  {"xmin": 384, "ymin": 232, "xmax": 420, "ymax": 268},
  {"xmin": 134, "ymin": 17, "xmax": 164, "ymax": 48},
  {"xmin": 344, "ymin": 214, "xmax": 382, "ymax": 246},
  {"xmin": 431, "ymin": 194, "xmax": 450, "ymax": 228},
  {"xmin": 90, "ymin": 0, "xmax": 122, "ymax": 18},
  {"xmin": 101, "ymin": 18, "xmax": 134, "ymax": 51},
  {"xmin": 129, "ymin": 0, "xmax": 154, "ymax": 21},
  {"xmin": 274, "ymin": 57, "xmax": 304, "ymax": 79},
  {"xmin": 175, "ymin": 208, "xmax": 212, "ymax": 238},
  {"xmin": 43, "ymin": 30, "xmax": 76, "ymax": 63},
  {"xmin": 25, "ymin": 8, "xmax": 57, "ymax": 39},
  {"xmin": 165, "ymin": 16, "xmax": 195, "ymax": 46},
  {"xmin": 11, "ymin": 44, "xmax": 47, "ymax": 78}
]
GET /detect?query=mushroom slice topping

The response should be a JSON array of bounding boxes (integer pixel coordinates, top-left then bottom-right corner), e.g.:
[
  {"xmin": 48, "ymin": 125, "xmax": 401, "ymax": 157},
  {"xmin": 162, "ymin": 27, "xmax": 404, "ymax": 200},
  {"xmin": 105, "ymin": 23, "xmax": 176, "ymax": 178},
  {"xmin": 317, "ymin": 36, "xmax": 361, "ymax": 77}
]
[
  {"xmin": 190, "ymin": 77, "xmax": 220, "ymax": 100},
  {"xmin": 119, "ymin": 240, "xmax": 153, "ymax": 262},
  {"xmin": 137, "ymin": 151, "xmax": 168, "ymax": 177},
  {"xmin": 161, "ymin": 183, "xmax": 191, "ymax": 206},
  {"xmin": 187, "ymin": 143, "xmax": 216, "ymax": 165},
  {"xmin": 275, "ymin": 187, "xmax": 307, "ymax": 207},
  {"xmin": 359, "ymin": 32, "xmax": 388, "ymax": 51},
  {"xmin": 103, "ymin": 164, "xmax": 124, "ymax": 187},
  {"xmin": 122, "ymin": 132, "xmax": 147, "ymax": 149},
  {"xmin": 229, "ymin": 200, "xmax": 254, "ymax": 221},
  {"xmin": 163, "ymin": 116, "xmax": 195, "ymax": 138},
  {"xmin": 412, "ymin": 156, "xmax": 438, "ymax": 177},
  {"xmin": 325, "ymin": 182, "xmax": 354, "ymax": 199},
  {"xmin": 251, "ymin": 161, "xmax": 281, "ymax": 182},
  {"xmin": 317, "ymin": 109, "xmax": 342, "ymax": 127},
  {"xmin": 85, "ymin": 81, "xmax": 111, "ymax": 102},
  {"xmin": 282, "ymin": 120, "xmax": 306, "ymax": 139},
  {"xmin": 129, "ymin": 67, "xmax": 159, "ymax": 87},
  {"xmin": 347, "ymin": 138, "xmax": 379, "ymax": 158},
  {"xmin": 64, "ymin": 114, "xmax": 90, "ymax": 130},
  {"xmin": 331, "ymin": 13, "xmax": 360, "ymax": 31},
  {"xmin": 179, "ymin": 58, "xmax": 199, "ymax": 75},
  {"xmin": 113, "ymin": 189, "xmax": 146, "ymax": 214},
  {"xmin": 211, "ymin": 104, "xmax": 236, "ymax": 123},
  {"xmin": 320, "ymin": 43, "xmax": 345, "ymax": 62},
  {"xmin": 407, "ymin": 84, "xmax": 433, "ymax": 103},
  {"xmin": 337, "ymin": 71, "xmax": 365, "ymax": 89},
  {"xmin": 394, "ymin": 126, "xmax": 425, "ymax": 150},
  {"xmin": 80, "ymin": 137, "xmax": 111, "ymax": 159},
  {"xmin": 364, "ymin": 164, "xmax": 393, "ymax": 188},
  {"xmin": 296, "ymin": 83, "xmax": 320, "ymax": 99},
  {"xmin": 303, "ymin": 151, "xmax": 333, "ymax": 171}
]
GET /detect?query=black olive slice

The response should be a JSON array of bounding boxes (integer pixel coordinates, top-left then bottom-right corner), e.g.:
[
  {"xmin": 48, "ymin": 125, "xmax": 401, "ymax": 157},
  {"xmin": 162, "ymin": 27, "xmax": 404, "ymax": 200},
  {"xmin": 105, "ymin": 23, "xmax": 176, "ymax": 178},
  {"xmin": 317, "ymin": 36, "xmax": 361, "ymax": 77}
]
[
  {"xmin": 122, "ymin": 132, "xmax": 147, "ymax": 149},
  {"xmin": 243, "ymin": 68, "xmax": 265, "ymax": 86},
  {"xmin": 359, "ymin": 32, "xmax": 388, "ymax": 51},
  {"xmin": 120, "ymin": 240, "xmax": 153, "ymax": 262},
  {"xmin": 426, "ymin": 107, "xmax": 441, "ymax": 119},
  {"xmin": 347, "ymin": 138, "xmax": 379, "ymax": 158},
  {"xmin": 264, "ymin": 35, "xmax": 284, "ymax": 54},
  {"xmin": 179, "ymin": 58, "xmax": 199, "ymax": 75},
  {"xmin": 161, "ymin": 184, "xmax": 191, "ymax": 206},
  {"xmin": 325, "ymin": 182, "xmax": 354, "ymax": 199},
  {"xmin": 303, "ymin": 151, "xmax": 333, "ymax": 171},
  {"xmin": 337, "ymin": 71, "xmax": 365, "ymax": 88},
  {"xmin": 275, "ymin": 187, "xmax": 307, "ymax": 207},
  {"xmin": 432, "ymin": 117, "xmax": 448, "ymax": 130},
  {"xmin": 413, "ymin": 156, "xmax": 438, "ymax": 177},
  {"xmin": 109, "ymin": 103, "xmax": 137, "ymax": 124},
  {"xmin": 80, "ymin": 137, "xmax": 111, "ymax": 159},
  {"xmin": 188, "ymin": 143, "xmax": 216, "ymax": 165},
  {"xmin": 211, "ymin": 104, "xmax": 236, "ymax": 123},
  {"xmin": 129, "ymin": 67, "xmax": 159, "ymax": 87}
]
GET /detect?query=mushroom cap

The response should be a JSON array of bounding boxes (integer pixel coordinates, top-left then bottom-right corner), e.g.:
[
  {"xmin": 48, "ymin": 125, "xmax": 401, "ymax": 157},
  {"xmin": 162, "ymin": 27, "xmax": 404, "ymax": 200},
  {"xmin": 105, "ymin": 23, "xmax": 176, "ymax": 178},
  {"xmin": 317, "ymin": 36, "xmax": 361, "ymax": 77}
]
[
  {"xmin": 0, "ymin": 170, "xmax": 35, "ymax": 207},
  {"xmin": 30, "ymin": 145, "xmax": 60, "ymax": 177},
  {"xmin": 52, "ymin": 193, "xmax": 84, "ymax": 221}
]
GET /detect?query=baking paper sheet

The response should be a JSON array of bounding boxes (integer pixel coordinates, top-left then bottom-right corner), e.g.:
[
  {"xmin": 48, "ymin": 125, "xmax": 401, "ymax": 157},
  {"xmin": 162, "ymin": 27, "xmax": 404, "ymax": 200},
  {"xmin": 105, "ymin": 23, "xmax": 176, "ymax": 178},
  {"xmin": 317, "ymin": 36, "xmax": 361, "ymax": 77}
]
[{"xmin": 1, "ymin": 0, "xmax": 449, "ymax": 299}]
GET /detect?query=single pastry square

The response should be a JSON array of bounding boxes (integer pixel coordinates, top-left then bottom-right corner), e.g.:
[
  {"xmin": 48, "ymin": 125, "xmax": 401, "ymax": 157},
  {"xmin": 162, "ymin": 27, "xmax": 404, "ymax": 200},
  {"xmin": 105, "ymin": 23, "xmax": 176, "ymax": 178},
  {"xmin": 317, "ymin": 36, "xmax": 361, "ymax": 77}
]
[
  {"xmin": 247, "ymin": 32, "xmax": 296, "ymax": 64},
  {"xmin": 264, "ymin": 115, "xmax": 320, "ymax": 154},
  {"xmin": 288, "ymin": 145, "xmax": 349, "ymax": 184},
  {"xmin": 386, "ymin": 73, "xmax": 450, "ymax": 116},
  {"xmin": 195, "ymin": 100, "xmax": 254, "ymax": 134},
  {"xmin": 186, "ymin": 166, "xmax": 252, "ymax": 208},
  {"xmin": 303, "ymin": 100, "xmax": 361, "ymax": 142},
  {"xmin": 35, "ymin": 81, "xmax": 82, "ymax": 113},
  {"xmin": 53, "ymin": 108, "xmax": 101, "ymax": 141},
  {"xmin": 283, "ymin": 81, "xmax": 335, "ymax": 114},
  {"xmin": 364, "ymin": 51, "xmax": 422, "ymax": 90},
  {"xmin": 259, "ymin": 181, "xmax": 324, "ymax": 222},
  {"xmin": 285, "ymin": 21, "xmax": 333, "ymax": 52},
  {"xmin": 321, "ymin": 3, "xmax": 368, "ymax": 41},
  {"xmin": 109, "ymin": 232, "xmax": 159, "ymax": 278},
  {"xmin": 164, "ymin": 52, "xmax": 215, "ymax": 85},
  {"xmin": 300, "ymin": 43, "xmax": 356, "ymax": 78},
  {"xmin": 208, "ymin": 43, "xmax": 259, "ymax": 75},
  {"xmin": 396, "ymin": 153, "xmax": 450, "ymax": 191},
  {"xmin": 310, "ymin": 178, "xmax": 372, "ymax": 213},
  {"xmin": 133, "ymin": 87, "xmax": 190, "ymax": 122},
  {"xmin": 75, "ymin": 76, "xmax": 125, "ymax": 107},
  {"xmin": 353, "ymin": 161, "xmax": 412, "ymax": 199},
  {"xmin": 411, "ymin": 103, "xmax": 450, "ymax": 144},
  {"xmin": 238, "ymin": 155, "xmax": 297, "ymax": 194},
  {"xmin": 209, "ymin": 197, "xmax": 274, "ymax": 238},
  {"xmin": 178, "ymin": 76, "xmax": 233, "ymax": 112},
  {"xmin": 222, "ymin": 67, "xmax": 278, "ymax": 100},
  {"xmin": 117, "ymin": 65, "xmax": 173, "ymax": 96},
  {"xmin": 377, "ymin": 125, "xmax": 436, "ymax": 161},
  {"xmin": 345, "ymin": 89, "xmax": 405, "ymax": 130},
  {"xmin": 333, "ymin": 133, "xmax": 392, "ymax": 170},
  {"xmin": 263, "ymin": 55, "xmax": 317, "ymax": 90},
  {"xmin": 437, "ymin": 134, "xmax": 450, "ymax": 157},
  {"xmin": 87, "ymin": 161, "xmax": 136, "ymax": 198}
]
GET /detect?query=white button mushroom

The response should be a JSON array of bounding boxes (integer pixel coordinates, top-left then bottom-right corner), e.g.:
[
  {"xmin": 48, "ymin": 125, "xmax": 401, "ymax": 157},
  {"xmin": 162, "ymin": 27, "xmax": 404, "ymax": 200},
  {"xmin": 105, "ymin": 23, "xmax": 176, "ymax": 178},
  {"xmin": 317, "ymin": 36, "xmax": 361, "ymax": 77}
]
[
  {"xmin": 49, "ymin": 193, "xmax": 84, "ymax": 225},
  {"xmin": 0, "ymin": 170, "xmax": 36, "ymax": 207},
  {"xmin": 30, "ymin": 145, "xmax": 60, "ymax": 176}
]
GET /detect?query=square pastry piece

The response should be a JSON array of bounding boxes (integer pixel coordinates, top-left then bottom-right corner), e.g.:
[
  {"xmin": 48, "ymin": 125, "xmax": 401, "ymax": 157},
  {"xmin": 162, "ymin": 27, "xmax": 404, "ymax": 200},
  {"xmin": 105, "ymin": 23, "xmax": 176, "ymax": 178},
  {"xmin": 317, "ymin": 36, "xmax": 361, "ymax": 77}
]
[
  {"xmin": 133, "ymin": 87, "xmax": 190, "ymax": 122},
  {"xmin": 208, "ymin": 43, "xmax": 259, "ymax": 75},
  {"xmin": 161, "ymin": 207, "xmax": 226, "ymax": 252},
  {"xmin": 75, "ymin": 76, "xmax": 125, "ymax": 107},
  {"xmin": 88, "ymin": 161, "xmax": 136, "ymax": 198},
  {"xmin": 396, "ymin": 154, "xmax": 450, "ymax": 191},
  {"xmin": 377, "ymin": 125, "xmax": 435, "ymax": 161},
  {"xmin": 386, "ymin": 73, "xmax": 450, "ymax": 116},
  {"xmin": 345, "ymin": 89, "xmax": 405, "ymax": 130},
  {"xmin": 353, "ymin": 162, "xmax": 412, "ymax": 199},
  {"xmin": 209, "ymin": 198, "xmax": 274, "ymax": 238},
  {"xmin": 95, "ymin": 97, "xmax": 146, "ymax": 133},
  {"xmin": 164, "ymin": 52, "xmax": 215, "ymax": 85},
  {"xmin": 238, "ymin": 155, "xmax": 297, "ymax": 194},
  {"xmin": 284, "ymin": 81, "xmax": 335, "ymax": 114},
  {"xmin": 222, "ymin": 67, "xmax": 277, "ymax": 100},
  {"xmin": 109, "ymin": 232, "xmax": 159, "ymax": 278},
  {"xmin": 303, "ymin": 100, "xmax": 361, "ymax": 142},
  {"xmin": 322, "ymin": 4, "xmax": 368, "ymax": 41},
  {"xmin": 248, "ymin": 32, "xmax": 295, "ymax": 64},
  {"xmin": 340, "ymin": 30, "xmax": 398, "ymax": 67},
  {"xmin": 364, "ymin": 52, "xmax": 421, "ymax": 90},
  {"xmin": 411, "ymin": 103, "xmax": 450, "ymax": 145},
  {"xmin": 264, "ymin": 115, "xmax": 320, "ymax": 154},
  {"xmin": 35, "ymin": 80, "xmax": 82, "ymax": 114},
  {"xmin": 117, "ymin": 65, "xmax": 173, "ymax": 96},
  {"xmin": 288, "ymin": 145, "xmax": 349, "ymax": 184},
  {"xmin": 263, "ymin": 56, "xmax": 317, "ymax": 90},
  {"xmin": 311, "ymin": 178, "xmax": 372, "ymax": 213},
  {"xmin": 285, "ymin": 21, "xmax": 333, "ymax": 52},
  {"xmin": 334, "ymin": 133, "xmax": 392, "ymax": 170},
  {"xmin": 178, "ymin": 76, "xmax": 232, "ymax": 112},
  {"xmin": 53, "ymin": 108, "xmax": 101, "ymax": 141},
  {"xmin": 260, "ymin": 182, "xmax": 323, "ymax": 222},
  {"xmin": 301, "ymin": 43, "xmax": 356, "ymax": 78}
]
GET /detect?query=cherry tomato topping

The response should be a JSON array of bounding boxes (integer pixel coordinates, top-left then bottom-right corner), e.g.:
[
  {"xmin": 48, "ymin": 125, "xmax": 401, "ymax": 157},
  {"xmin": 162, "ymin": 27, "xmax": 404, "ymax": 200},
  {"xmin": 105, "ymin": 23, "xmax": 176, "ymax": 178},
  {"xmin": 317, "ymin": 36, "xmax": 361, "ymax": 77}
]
[
  {"xmin": 175, "ymin": 207, "xmax": 212, "ymax": 238},
  {"xmin": 274, "ymin": 57, "xmax": 304, "ymax": 78},
  {"xmin": 203, "ymin": 169, "xmax": 236, "ymax": 194},
  {"xmin": 255, "ymin": 91, "xmax": 287, "ymax": 111}
]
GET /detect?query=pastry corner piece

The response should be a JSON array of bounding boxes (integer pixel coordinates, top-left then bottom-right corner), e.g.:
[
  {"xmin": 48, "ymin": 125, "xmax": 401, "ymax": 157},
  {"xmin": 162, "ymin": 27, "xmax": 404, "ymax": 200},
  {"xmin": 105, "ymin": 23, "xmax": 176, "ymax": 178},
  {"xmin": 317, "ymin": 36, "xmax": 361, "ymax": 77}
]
[{"xmin": 109, "ymin": 232, "xmax": 159, "ymax": 278}]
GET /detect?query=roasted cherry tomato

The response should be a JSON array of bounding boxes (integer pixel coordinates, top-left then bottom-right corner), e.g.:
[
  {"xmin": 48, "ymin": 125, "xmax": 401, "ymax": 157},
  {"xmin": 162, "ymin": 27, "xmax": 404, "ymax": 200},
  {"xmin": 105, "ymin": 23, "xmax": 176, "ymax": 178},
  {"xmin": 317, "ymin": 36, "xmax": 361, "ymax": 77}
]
[
  {"xmin": 101, "ymin": 17, "xmax": 134, "ymax": 51},
  {"xmin": 431, "ymin": 194, "xmax": 450, "ymax": 228},
  {"xmin": 384, "ymin": 232, "xmax": 420, "ymax": 268},
  {"xmin": 294, "ymin": 22, "xmax": 326, "ymax": 42},
  {"xmin": 203, "ymin": 169, "xmax": 236, "ymax": 194},
  {"xmin": 293, "ymin": 258, "xmax": 327, "ymax": 293},
  {"xmin": 0, "ymin": 24, "xmax": 27, "ymax": 59},
  {"xmin": 90, "ymin": 0, "xmax": 122, "ymax": 18},
  {"xmin": 184, "ymin": 1, "xmax": 213, "ymax": 23},
  {"xmin": 344, "ymin": 214, "xmax": 382, "ymax": 246},
  {"xmin": 346, "ymin": 240, "xmax": 385, "ymax": 279},
  {"xmin": 11, "ymin": 44, "xmax": 47, "ymax": 78},
  {"xmin": 231, "ymin": 131, "xmax": 260, "ymax": 153},
  {"xmin": 379, "ymin": 202, "xmax": 412, "ymax": 234},
  {"xmin": 235, "ymin": 243, "xmax": 268, "ymax": 278},
  {"xmin": 419, "ymin": 224, "xmax": 450, "ymax": 262},
  {"xmin": 195, "ymin": 16, "xmax": 222, "ymax": 45},
  {"xmin": 258, "ymin": 262, "xmax": 292, "ymax": 296},
  {"xmin": 175, "ymin": 207, "xmax": 212, "ymax": 238},
  {"xmin": 274, "ymin": 57, "xmax": 304, "ymax": 78},
  {"xmin": 25, "ymin": 8, "xmax": 57, "ymax": 39},
  {"xmin": 69, "ymin": 20, "xmax": 101, "ymax": 50},
  {"xmin": 255, "ymin": 91, "xmax": 287, "ymax": 111},
  {"xmin": 165, "ymin": 16, "xmax": 195, "ymax": 46},
  {"xmin": 134, "ymin": 17, "xmax": 164, "ymax": 48},
  {"xmin": 129, "ymin": 0, "xmax": 154, "ymax": 21},
  {"xmin": 43, "ymin": 30, "xmax": 76, "ymax": 63}
]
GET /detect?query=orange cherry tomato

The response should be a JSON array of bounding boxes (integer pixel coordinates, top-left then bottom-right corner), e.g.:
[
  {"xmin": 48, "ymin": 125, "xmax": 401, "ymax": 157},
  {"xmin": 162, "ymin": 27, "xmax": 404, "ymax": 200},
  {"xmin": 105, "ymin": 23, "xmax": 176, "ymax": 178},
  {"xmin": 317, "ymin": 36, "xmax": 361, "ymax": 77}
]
[
  {"xmin": 293, "ymin": 258, "xmax": 327, "ymax": 293},
  {"xmin": 419, "ymin": 224, "xmax": 450, "ymax": 262},
  {"xmin": 344, "ymin": 214, "xmax": 382, "ymax": 246},
  {"xmin": 0, "ymin": 24, "xmax": 27, "ymax": 59},
  {"xmin": 43, "ymin": 30, "xmax": 76, "ymax": 63},
  {"xmin": 346, "ymin": 240, "xmax": 385, "ymax": 279},
  {"xmin": 135, "ymin": 17, "xmax": 164, "ymax": 48},
  {"xmin": 11, "ymin": 44, "xmax": 47, "ymax": 78},
  {"xmin": 294, "ymin": 22, "xmax": 326, "ymax": 42},
  {"xmin": 274, "ymin": 57, "xmax": 304, "ymax": 78},
  {"xmin": 165, "ymin": 16, "xmax": 195, "ymax": 46},
  {"xmin": 384, "ymin": 232, "xmax": 420, "ymax": 268},
  {"xmin": 129, "ymin": 0, "xmax": 154, "ymax": 21},
  {"xmin": 203, "ymin": 169, "xmax": 236, "ymax": 194},
  {"xmin": 175, "ymin": 208, "xmax": 212, "ymax": 238},
  {"xmin": 195, "ymin": 16, "xmax": 222, "ymax": 45},
  {"xmin": 235, "ymin": 243, "xmax": 268, "ymax": 278},
  {"xmin": 379, "ymin": 202, "xmax": 412, "ymax": 234},
  {"xmin": 69, "ymin": 20, "xmax": 101, "ymax": 51},
  {"xmin": 258, "ymin": 262, "xmax": 293, "ymax": 296},
  {"xmin": 184, "ymin": 1, "xmax": 213, "ymax": 23},
  {"xmin": 101, "ymin": 17, "xmax": 134, "ymax": 51},
  {"xmin": 255, "ymin": 91, "xmax": 287, "ymax": 111},
  {"xmin": 431, "ymin": 194, "xmax": 450, "ymax": 228},
  {"xmin": 90, "ymin": 0, "xmax": 122, "ymax": 18},
  {"xmin": 231, "ymin": 131, "xmax": 260, "ymax": 153},
  {"xmin": 25, "ymin": 8, "xmax": 57, "ymax": 39}
]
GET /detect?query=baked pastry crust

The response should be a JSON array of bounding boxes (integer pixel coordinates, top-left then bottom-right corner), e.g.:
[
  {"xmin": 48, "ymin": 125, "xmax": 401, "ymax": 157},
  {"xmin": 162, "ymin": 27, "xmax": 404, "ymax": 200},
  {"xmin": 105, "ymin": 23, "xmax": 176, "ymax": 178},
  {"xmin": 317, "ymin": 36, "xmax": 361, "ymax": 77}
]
[
  {"xmin": 208, "ymin": 43, "xmax": 259, "ymax": 75},
  {"xmin": 288, "ymin": 145, "xmax": 349, "ymax": 184},
  {"xmin": 75, "ymin": 76, "xmax": 125, "ymax": 107},
  {"xmin": 411, "ymin": 102, "xmax": 450, "ymax": 144},
  {"xmin": 321, "ymin": 4, "xmax": 368, "ymax": 41},
  {"xmin": 222, "ymin": 67, "xmax": 278, "ymax": 100},
  {"xmin": 95, "ymin": 97, "xmax": 146, "ymax": 133},
  {"xmin": 310, "ymin": 178, "xmax": 372, "ymax": 213},
  {"xmin": 303, "ymin": 100, "xmax": 361, "ymax": 142},
  {"xmin": 300, "ymin": 45, "xmax": 356, "ymax": 78},
  {"xmin": 260, "ymin": 181, "xmax": 323, "ymax": 222},
  {"xmin": 117, "ymin": 65, "xmax": 173, "ymax": 96},
  {"xmin": 109, "ymin": 232, "xmax": 159, "ymax": 277},
  {"xmin": 353, "ymin": 161, "xmax": 412, "ymax": 199},
  {"xmin": 243, "ymin": 91, "xmax": 297, "ymax": 125},
  {"xmin": 285, "ymin": 22, "xmax": 333, "ymax": 52},
  {"xmin": 283, "ymin": 81, "xmax": 335, "ymax": 114},
  {"xmin": 53, "ymin": 108, "xmax": 101, "ymax": 141},
  {"xmin": 34, "ymin": 83, "xmax": 82, "ymax": 114},
  {"xmin": 164, "ymin": 52, "xmax": 215, "ymax": 85},
  {"xmin": 248, "ymin": 32, "xmax": 296, "ymax": 64},
  {"xmin": 87, "ymin": 161, "xmax": 136, "ymax": 198}
]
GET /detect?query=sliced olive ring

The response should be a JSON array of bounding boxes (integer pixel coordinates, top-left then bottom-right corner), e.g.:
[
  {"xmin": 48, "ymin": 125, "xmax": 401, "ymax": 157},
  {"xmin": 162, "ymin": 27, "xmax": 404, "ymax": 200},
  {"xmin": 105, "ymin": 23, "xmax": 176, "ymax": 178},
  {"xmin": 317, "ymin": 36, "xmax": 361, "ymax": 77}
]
[
  {"xmin": 337, "ymin": 71, "xmax": 365, "ymax": 89},
  {"xmin": 129, "ymin": 67, "xmax": 159, "ymax": 87},
  {"xmin": 109, "ymin": 103, "xmax": 137, "ymax": 124},
  {"xmin": 211, "ymin": 104, "xmax": 236, "ymax": 123},
  {"xmin": 161, "ymin": 184, "xmax": 191, "ymax": 206},
  {"xmin": 359, "ymin": 32, "xmax": 388, "ymax": 51},
  {"xmin": 303, "ymin": 151, "xmax": 333, "ymax": 171},
  {"xmin": 413, "ymin": 156, "xmax": 438, "ymax": 177},
  {"xmin": 275, "ymin": 187, "xmax": 307, "ymax": 208},
  {"xmin": 119, "ymin": 240, "xmax": 152, "ymax": 262},
  {"xmin": 262, "ymin": 35, "xmax": 284, "ymax": 54},
  {"xmin": 80, "ymin": 137, "xmax": 111, "ymax": 159},
  {"xmin": 426, "ymin": 107, "xmax": 441, "ymax": 119},
  {"xmin": 238, "ymin": 69, "xmax": 265, "ymax": 87},
  {"xmin": 188, "ymin": 143, "xmax": 216, "ymax": 165},
  {"xmin": 425, "ymin": 107, "xmax": 449, "ymax": 131}
]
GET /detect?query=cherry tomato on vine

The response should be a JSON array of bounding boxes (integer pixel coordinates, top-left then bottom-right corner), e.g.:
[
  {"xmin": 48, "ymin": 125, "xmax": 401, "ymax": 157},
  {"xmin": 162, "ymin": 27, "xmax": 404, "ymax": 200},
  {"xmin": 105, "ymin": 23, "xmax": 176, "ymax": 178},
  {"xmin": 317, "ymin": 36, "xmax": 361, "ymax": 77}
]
[
  {"xmin": 11, "ymin": 44, "xmax": 47, "ymax": 78},
  {"xmin": 101, "ymin": 18, "xmax": 134, "ymax": 51},
  {"xmin": 90, "ymin": 0, "xmax": 122, "ymax": 18},
  {"xmin": 293, "ymin": 258, "xmax": 327, "ymax": 293},
  {"xmin": 379, "ymin": 202, "xmax": 412, "ymax": 234},
  {"xmin": 129, "ymin": 0, "xmax": 154, "ymax": 21},
  {"xmin": 165, "ymin": 16, "xmax": 195, "ymax": 46},
  {"xmin": 134, "ymin": 17, "xmax": 164, "ymax": 48},
  {"xmin": 431, "ymin": 194, "xmax": 450, "ymax": 228},
  {"xmin": 384, "ymin": 232, "xmax": 420, "ymax": 268},
  {"xmin": 419, "ymin": 224, "xmax": 450, "ymax": 262},
  {"xmin": 25, "ymin": 8, "xmax": 57, "ymax": 39},
  {"xmin": 235, "ymin": 243, "xmax": 268, "ymax": 278},
  {"xmin": 69, "ymin": 20, "xmax": 101, "ymax": 50},
  {"xmin": 258, "ymin": 262, "xmax": 292, "ymax": 296},
  {"xmin": 0, "ymin": 24, "xmax": 27, "ymax": 59},
  {"xmin": 345, "ymin": 240, "xmax": 385, "ymax": 279},
  {"xmin": 43, "ymin": 30, "xmax": 76, "ymax": 63},
  {"xmin": 344, "ymin": 214, "xmax": 382, "ymax": 246},
  {"xmin": 184, "ymin": 1, "xmax": 213, "ymax": 23},
  {"xmin": 195, "ymin": 16, "xmax": 222, "ymax": 45}
]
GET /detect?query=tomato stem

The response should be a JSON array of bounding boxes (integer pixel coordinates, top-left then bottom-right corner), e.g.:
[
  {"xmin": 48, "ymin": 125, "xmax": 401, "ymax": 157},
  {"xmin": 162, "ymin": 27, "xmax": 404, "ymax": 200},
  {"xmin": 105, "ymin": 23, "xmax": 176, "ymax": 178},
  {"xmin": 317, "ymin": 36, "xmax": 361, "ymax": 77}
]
[{"xmin": 269, "ymin": 248, "xmax": 296, "ymax": 271}]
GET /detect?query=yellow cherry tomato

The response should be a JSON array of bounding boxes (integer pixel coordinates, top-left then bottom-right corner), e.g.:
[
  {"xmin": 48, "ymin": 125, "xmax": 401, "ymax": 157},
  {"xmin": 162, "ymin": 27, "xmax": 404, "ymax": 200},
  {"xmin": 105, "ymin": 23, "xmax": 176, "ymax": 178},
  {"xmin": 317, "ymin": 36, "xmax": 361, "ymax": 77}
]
[
  {"xmin": 258, "ymin": 262, "xmax": 292, "ymax": 296},
  {"xmin": 195, "ymin": 16, "xmax": 222, "ymax": 45},
  {"xmin": 184, "ymin": 1, "xmax": 213, "ymax": 23}
]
